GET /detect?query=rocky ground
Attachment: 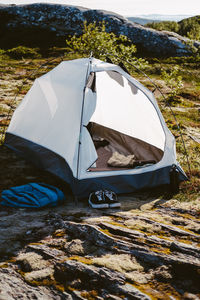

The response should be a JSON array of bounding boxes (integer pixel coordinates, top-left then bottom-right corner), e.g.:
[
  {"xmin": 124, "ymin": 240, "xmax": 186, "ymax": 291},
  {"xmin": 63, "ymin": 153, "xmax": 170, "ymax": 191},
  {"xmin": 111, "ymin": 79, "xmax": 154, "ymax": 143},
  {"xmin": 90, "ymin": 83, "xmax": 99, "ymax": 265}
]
[
  {"xmin": 0, "ymin": 57, "xmax": 200, "ymax": 299},
  {"xmin": 0, "ymin": 146, "xmax": 199, "ymax": 300}
]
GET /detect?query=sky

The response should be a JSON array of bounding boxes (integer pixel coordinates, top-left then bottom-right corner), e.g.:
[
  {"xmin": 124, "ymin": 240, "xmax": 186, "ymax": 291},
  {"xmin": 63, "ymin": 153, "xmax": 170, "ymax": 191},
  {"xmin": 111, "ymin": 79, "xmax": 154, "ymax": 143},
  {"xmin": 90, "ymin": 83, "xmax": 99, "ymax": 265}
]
[{"xmin": 0, "ymin": 0, "xmax": 199, "ymax": 17}]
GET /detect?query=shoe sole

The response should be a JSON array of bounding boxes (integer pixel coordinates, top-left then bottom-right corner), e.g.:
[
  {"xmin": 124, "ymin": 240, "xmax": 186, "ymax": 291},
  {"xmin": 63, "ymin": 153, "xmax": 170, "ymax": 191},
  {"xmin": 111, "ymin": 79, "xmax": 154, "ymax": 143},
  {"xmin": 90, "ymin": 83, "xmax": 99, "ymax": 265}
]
[
  {"xmin": 104, "ymin": 191, "xmax": 120, "ymax": 208},
  {"xmin": 88, "ymin": 199, "xmax": 109, "ymax": 209},
  {"xmin": 109, "ymin": 202, "xmax": 121, "ymax": 208}
]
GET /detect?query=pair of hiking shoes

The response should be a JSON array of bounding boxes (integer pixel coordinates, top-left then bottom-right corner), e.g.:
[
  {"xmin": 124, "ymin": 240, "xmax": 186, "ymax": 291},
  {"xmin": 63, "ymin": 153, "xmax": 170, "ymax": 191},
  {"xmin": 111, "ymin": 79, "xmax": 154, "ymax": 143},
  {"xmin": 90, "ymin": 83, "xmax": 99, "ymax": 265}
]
[{"xmin": 88, "ymin": 190, "xmax": 121, "ymax": 209}]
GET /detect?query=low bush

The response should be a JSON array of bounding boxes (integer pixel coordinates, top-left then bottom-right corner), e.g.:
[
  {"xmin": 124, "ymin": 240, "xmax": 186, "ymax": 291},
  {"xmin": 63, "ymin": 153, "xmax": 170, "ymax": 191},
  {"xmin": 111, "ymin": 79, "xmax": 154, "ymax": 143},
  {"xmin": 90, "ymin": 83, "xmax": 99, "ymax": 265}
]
[
  {"xmin": 6, "ymin": 46, "xmax": 41, "ymax": 59},
  {"xmin": 161, "ymin": 65, "xmax": 183, "ymax": 101},
  {"xmin": 0, "ymin": 49, "xmax": 6, "ymax": 55}
]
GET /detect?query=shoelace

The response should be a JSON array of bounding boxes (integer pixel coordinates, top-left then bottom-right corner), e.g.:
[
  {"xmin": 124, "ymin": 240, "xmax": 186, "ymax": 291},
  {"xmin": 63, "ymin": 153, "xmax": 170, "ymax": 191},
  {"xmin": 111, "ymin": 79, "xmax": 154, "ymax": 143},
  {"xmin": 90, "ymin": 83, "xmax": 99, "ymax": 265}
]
[
  {"xmin": 95, "ymin": 190, "xmax": 104, "ymax": 201},
  {"xmin": 104, "ymin": 190, "xmax": 115, "ymax": 200}
]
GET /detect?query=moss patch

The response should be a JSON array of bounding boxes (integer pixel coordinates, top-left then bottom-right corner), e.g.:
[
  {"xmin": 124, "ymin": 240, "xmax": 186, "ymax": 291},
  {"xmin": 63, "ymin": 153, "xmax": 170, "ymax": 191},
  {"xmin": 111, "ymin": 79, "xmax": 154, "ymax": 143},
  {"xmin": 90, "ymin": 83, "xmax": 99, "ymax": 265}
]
[
  {"xmin": 68, "ymin": 256, "xmax": 93, "ymax": 265},
  {"xmin": 80, "ymin": 290, "xmax": 98, "ymax": 300},
  {"xmin": 92, "ymin": 254, "xmax": 143, "ymax": 273}
]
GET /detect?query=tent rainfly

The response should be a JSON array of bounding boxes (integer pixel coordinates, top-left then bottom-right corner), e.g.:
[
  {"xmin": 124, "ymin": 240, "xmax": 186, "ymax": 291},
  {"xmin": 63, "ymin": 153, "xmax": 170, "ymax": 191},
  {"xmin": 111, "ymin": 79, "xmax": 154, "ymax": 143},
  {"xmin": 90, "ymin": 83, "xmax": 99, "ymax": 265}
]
[{"xmin": 5, "ymin": 57, "xmax": 187, "ymax": 198}]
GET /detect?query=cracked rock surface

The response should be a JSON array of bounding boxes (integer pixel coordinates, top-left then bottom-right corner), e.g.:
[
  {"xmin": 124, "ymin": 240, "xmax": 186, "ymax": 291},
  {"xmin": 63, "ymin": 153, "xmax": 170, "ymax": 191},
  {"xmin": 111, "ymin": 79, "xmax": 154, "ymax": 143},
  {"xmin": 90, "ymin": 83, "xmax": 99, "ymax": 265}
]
[{"xmin": 0, "ymin": 150, "xmax": 199, "ymax": 300}]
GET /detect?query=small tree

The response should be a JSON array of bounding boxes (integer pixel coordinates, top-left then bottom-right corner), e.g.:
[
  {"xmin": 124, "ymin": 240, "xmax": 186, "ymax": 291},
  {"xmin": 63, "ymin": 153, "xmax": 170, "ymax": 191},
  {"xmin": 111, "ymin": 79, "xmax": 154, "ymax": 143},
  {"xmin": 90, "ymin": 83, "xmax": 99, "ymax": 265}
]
[
  {"xmin": 66, "ymin": 21, "xmax": 147, "ymax": 70},
  {"xmin": 161, "ymin": 65, "xmax": 183, "ymax": 102}
]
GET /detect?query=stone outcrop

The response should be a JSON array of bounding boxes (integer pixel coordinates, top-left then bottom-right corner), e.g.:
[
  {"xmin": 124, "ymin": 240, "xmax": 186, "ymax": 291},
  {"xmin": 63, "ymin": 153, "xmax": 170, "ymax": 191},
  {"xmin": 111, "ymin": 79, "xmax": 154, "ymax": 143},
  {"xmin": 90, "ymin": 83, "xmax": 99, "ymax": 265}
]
[
  {"xmin": 0, "ymin": 193, "xmax": 199, "ymax": 299},
  {"xmin": 0, "ymin": 145, "xmax": 200, "ymax": 299},
  {"xmin": 0, "ymin": 129, "xmax": 199, "ymax": 299},
  {"xmin": 0, "ymin": 3, "xmax": 199, "ymax": 57}
]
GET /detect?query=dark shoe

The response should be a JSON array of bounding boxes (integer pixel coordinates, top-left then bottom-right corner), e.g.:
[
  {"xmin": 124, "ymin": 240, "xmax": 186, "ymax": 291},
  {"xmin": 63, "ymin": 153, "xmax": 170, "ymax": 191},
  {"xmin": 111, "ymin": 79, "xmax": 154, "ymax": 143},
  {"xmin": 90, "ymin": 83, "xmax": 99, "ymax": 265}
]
[
  {"xmin": 88, "ymin": 190, "xmax": 109, "ymax": 209},
  {"xmin": 104, "ymin": 190, "xmax": 121, "ymax": 208}
]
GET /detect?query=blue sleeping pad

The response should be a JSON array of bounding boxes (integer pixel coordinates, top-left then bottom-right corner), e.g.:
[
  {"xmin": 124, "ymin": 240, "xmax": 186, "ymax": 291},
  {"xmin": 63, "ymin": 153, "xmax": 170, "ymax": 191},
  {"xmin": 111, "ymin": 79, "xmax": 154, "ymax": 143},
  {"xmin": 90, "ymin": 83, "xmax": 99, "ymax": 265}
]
[{"xmin": 0, "ymin": 183, "xmax": 66, "ymax": 208}]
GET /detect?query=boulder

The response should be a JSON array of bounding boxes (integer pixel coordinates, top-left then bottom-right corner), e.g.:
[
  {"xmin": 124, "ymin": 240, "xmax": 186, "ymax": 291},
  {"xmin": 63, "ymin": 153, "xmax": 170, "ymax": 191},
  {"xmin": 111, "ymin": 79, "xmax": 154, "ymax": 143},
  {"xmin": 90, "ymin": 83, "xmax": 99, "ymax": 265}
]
[{"xmin": 0, "ymin": 3, "xmax": 199, "ymax": 56}]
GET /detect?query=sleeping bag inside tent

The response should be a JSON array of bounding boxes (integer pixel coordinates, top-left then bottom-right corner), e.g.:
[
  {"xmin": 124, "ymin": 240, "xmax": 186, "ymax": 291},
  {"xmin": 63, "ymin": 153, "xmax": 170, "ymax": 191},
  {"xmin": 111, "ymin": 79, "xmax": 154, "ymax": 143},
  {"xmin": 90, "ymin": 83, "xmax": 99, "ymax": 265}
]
[{"xmin": 4, "ymin": 57, "xmax": 187, "ymax": 198}]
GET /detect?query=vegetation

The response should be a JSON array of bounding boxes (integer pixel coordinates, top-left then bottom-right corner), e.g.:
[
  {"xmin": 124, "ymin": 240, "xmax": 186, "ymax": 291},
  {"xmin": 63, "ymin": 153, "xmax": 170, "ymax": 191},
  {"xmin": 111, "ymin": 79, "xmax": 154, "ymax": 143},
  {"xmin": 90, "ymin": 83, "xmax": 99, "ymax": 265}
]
[
  {"xmin": 6, "ymin": 46, "xmax": 41, "ymax": 59},
  {"xmin": 161, "ymin": 65, "xmax": 183, "ymax": 102},
  {"xmin": 179, "ymin": 16, "xmax": 200, "ymax": 40},
  {"xmin": 66, "ymin": 21, "xmax": 148, "ymax": 69},
  {"xmin": 146, "ymin": 21, "xmax": 180, "ymax": 33},
  {"xmin": 146, "ymin": 15, "xmax": 200, "ymax": 41},
  {"xmin": 0, "ymin": 20, "xmax": 199, "ymax": 201},
  {"xmin": 0, "ymin": 15, "xmax": 199, "ymax": 300}
]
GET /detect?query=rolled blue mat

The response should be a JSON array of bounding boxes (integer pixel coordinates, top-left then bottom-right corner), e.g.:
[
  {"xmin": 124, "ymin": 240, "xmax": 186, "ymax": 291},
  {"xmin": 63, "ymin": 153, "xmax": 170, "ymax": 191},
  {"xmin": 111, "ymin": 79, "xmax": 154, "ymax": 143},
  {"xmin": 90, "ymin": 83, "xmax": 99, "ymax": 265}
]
[{"xmin": 0, "ymin": 183, "xmax": 66, "ymax": 208}]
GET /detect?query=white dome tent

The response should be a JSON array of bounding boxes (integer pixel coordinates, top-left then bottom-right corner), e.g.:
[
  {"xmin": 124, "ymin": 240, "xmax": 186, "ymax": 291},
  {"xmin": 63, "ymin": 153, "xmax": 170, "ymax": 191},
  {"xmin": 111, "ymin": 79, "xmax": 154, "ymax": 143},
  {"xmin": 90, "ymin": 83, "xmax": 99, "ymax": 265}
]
[{"xmin": 5, "ymin": 57, "xmax": 187, "ymax": 198}]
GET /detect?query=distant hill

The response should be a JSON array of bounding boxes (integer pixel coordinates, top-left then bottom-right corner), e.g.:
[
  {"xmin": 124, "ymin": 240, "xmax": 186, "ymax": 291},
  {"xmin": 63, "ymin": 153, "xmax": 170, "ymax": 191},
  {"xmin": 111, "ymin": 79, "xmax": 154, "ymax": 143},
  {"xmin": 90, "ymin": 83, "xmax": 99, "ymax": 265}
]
[
  {"xmin": 178, "ymin": 15, "xmax": 200, "ymax": 27},
  {"xmin": 127, "ymin": 17, "xmax": 162, "ymax": 25},
  {"xmin": 178, "ymin": 15, "xmax": 200, "ymax": 40},
  {"xmin": 135, "ymin": 14, "xmax": 193, "ymax": 22},
  {"xmin": 144, "ymin": 15, "xmax": 200, "ymax": 41},
  {"xmin": 128, "ymin": 15, "xmax": 194, "ymax": 25}
]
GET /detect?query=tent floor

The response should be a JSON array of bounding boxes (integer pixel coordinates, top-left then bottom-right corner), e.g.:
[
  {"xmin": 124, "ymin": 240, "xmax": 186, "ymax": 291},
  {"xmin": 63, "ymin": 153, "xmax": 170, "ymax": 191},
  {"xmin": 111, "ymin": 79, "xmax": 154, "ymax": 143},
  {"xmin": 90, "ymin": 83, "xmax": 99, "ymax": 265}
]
[
  {"xmin": 88, "ymin": 146, "xmax": 157, "ymax": 172},
  {"xmin": 88, "ymin": 146, "xmax": 131, "ymax": 172}
]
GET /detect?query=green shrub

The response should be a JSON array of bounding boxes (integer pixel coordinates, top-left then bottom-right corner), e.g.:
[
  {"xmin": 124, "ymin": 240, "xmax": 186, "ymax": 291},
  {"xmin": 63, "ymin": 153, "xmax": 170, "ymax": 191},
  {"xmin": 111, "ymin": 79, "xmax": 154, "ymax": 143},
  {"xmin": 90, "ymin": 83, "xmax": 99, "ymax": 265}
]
[
  {"xmin": 0, "ymin": 49, "xmax": 9, "ymax": 61},
  {"xmin": 161, "ymin": 65, "xmax": 183, "ymax": 101},
  {"xmin": 66, "ymin": 21, "xmax": 148, "ymax": 70},
  {"xmin": 146, "ymin": 16, "xmax": 200, "ymax": 42},
  {"xmin": 6, "ymin": 46, "xmax": 41, "ymax": 59},
  {"xmin": 179, "ymin": 16, "xmax": 200, "ymax": 41},
  {"xmin": 0, "ymin": 49, "xmax": 6, "ymax": 56},
  {"xmin": 146, "ymin": 21, "xmax": 180, "ymax": 33}
]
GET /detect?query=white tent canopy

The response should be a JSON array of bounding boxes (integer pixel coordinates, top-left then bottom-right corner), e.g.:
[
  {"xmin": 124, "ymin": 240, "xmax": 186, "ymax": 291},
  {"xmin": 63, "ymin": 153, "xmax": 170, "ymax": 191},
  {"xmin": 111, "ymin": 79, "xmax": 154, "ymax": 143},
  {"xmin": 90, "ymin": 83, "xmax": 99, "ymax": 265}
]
[
  {"xmin": 8, "ymin": 58, "xmax": 89, "ymax": 176},
  {"xmin": 5, "ymin": 57, "xmax": 186, "ymax": 197}
]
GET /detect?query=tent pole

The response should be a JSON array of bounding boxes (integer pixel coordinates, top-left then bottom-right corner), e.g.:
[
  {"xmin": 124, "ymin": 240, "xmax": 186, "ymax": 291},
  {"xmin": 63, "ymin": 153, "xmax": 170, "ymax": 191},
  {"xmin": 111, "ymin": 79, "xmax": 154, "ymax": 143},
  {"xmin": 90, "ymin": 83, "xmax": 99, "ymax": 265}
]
[{"xmin": 76, "ymin": 55, "xmax": 92, "ymax": 179}]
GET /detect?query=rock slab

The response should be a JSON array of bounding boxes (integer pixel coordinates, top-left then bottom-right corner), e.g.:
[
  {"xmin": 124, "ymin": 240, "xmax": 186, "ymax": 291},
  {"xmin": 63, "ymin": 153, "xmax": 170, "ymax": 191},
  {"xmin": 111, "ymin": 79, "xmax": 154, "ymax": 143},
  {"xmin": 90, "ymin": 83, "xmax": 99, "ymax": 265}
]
[{"xmin": 0, "ymin": 3, "xmax": 199, "ymax": 56}]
